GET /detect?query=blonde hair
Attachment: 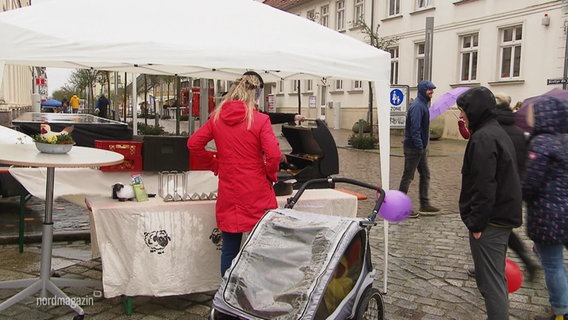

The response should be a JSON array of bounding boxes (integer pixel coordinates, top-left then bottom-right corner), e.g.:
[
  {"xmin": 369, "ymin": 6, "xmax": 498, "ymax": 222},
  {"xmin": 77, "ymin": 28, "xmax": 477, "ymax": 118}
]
[{"xmin": 211, "ymin": 74, "xmax": 262, "ymax": 129}]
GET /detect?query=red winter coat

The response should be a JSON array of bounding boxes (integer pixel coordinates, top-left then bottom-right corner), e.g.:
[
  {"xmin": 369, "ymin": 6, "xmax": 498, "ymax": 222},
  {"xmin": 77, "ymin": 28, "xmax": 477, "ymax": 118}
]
[{"xmin": 187, "ymin": 100, "xmax": 281, "ymax": 233}]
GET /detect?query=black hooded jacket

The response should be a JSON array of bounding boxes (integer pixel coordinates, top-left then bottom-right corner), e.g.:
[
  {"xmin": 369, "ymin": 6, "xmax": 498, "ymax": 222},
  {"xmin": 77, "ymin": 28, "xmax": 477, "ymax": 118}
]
[
  {"xmin": 494, "ymin": 103, "xmax": 527, "ymax": 178},
  {"xmin": 456, "ymin": 87, "xmax": 522, "ymax": 232}
]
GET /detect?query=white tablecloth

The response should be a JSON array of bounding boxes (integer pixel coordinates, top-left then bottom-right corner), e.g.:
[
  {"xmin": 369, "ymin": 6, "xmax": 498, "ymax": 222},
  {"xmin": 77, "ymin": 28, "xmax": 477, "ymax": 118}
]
[
  {"xmin": 86, "ymin": 189, "xmax": 357, "ymax": 298},
  {"xmin": 8, "ymin": 167, "xmax": 218, "ymax": 206}
]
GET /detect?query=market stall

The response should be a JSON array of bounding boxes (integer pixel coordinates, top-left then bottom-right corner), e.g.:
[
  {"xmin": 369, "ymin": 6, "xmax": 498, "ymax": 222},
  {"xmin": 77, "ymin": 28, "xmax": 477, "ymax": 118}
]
[
  {"xmin": 85, "ymin": 189, "xmax": 357, "ymax": 298},
  {"xmin": 12, "ymin": 112, "xmax": 132, "ymax": 147}
]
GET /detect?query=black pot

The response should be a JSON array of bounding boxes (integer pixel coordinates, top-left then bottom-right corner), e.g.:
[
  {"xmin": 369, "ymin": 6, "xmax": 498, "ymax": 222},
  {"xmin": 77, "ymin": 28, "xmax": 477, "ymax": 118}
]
[{"xmin": 274, "ymin": 171, "xmax": 295, "ymax": 196}]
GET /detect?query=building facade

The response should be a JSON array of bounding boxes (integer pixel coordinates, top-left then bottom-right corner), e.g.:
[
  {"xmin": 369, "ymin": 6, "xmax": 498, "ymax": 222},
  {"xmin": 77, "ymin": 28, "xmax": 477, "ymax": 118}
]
[
  {"xmin": 264, "ymin": 0, "xmax": 567, "ymax": 136},
  {"xmin": 0, "ymin": 0, "xmax": 37, "ymax": 110}
]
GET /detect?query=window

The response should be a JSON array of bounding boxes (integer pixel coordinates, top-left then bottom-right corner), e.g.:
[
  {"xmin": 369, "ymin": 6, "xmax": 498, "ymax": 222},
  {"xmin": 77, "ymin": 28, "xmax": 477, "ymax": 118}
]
[
  {"xmin": 353, "ymin": 0, "xmax": 364, "ymax": 26},
  {"xmin": 388, "ymin": 0, "xmax": 400, "ymax": 16},
  {"xmin": 336, "ymin": 1, "xmax": 345, "ymax": 31},
  {"xmin": 307, "ymin": 9, "xmax": 315, "ymax": 21},
  {"xmin": 352, "ymin": 80, "xmax": 363, "ymax": 90},
  {"xmin": 499, "ymin": 25, "xmax": 522, "ymax": 79},
  {"xmin": 416, "ymin": 43, "xmax": 425, "ymax": 84},
  {"xmin": 291, "ymin": 80, "xmax": 300, "ymax": 92},
  {"xmin": 321, "ymin": 81, "xmax": 327, "ymax": 105},
  {"xmin": 320, "ymin": 5, "xmax": 329, "ymax": 27},
  {"xmin": 305, "ymin": 79, "xmax": 313, "ymax": 92},
  {"xmin": 278, "ymin": 80, "xmax": 284, "ymax": 93},
  {"xmin": 416, "ymin": 0, "xmax": 432, "ymax": 9},
  {"xmin": 459, "ymin": 33, "xmax": 478, "ymax": 81},
  {"xmin": 335, "ymin": 80, "xmax": 343, "ymax": 90},
  {"xmin": 389, "ymin": 47, "xmax": 399, "ymax": 85}
]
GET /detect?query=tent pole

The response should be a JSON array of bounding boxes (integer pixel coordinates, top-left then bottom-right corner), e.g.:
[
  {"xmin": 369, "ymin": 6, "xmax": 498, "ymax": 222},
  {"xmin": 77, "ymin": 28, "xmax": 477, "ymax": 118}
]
[{"xmin": 132, "ymin": 73, "xmax": 138, "ymax": 135}]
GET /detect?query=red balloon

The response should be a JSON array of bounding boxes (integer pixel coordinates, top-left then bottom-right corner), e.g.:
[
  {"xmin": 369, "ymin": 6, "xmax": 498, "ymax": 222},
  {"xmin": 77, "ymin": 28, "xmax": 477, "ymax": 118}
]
[{"xmin": 505, "ymin": 259, "xmax": 523, "ymax": 293}]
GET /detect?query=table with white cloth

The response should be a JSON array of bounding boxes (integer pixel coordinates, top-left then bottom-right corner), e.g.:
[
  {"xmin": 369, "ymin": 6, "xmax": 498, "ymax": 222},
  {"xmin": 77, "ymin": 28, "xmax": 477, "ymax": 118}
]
[
  {"xmin": 8, "ymin": 167, "xmax": 218, "ymax": 207},
  {"xmin": 85, "ymin": 188, "xmax": 358, "ymax": 298},
  {"xmin": 0, "ymin": 144, "xmax": 124, "ymax": 317}
]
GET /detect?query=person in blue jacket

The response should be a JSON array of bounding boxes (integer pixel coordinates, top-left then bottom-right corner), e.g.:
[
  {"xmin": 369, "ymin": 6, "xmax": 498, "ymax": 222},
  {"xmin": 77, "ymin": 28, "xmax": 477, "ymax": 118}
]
[
  {"xmin": 398, "ymin": 80, "xmax": 440, "ymax": 217},
  {"xmin": 524, "ymin": 96, "xmax": 568, "ymax": 320}
]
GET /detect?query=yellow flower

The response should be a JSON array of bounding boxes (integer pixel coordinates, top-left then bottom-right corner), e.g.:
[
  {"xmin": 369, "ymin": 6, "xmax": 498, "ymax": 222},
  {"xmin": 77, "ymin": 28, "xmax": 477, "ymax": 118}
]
[{"xmin": 45, "ymin": 135, "xmax": 58, "ymax": 144}]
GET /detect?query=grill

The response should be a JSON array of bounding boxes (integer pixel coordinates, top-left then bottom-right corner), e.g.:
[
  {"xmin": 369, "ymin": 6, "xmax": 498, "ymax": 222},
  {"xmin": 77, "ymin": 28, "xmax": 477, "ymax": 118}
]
[{"xmin": 281, "ymin": 119, "xmax": 339, "ymax": 188}]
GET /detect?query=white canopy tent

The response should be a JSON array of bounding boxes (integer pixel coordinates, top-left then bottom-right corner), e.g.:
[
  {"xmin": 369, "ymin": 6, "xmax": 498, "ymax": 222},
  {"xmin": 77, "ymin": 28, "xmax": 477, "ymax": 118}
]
[{"xmin": 0, "ymin": 0, "xmax": 393, "ymax": 292}]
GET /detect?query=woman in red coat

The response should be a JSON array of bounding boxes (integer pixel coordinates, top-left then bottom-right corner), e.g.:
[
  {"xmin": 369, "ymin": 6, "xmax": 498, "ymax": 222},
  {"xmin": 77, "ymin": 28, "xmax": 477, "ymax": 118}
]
[{"xmin": 187, "ymin": 73, "xmax": 281, "ymax": 276}]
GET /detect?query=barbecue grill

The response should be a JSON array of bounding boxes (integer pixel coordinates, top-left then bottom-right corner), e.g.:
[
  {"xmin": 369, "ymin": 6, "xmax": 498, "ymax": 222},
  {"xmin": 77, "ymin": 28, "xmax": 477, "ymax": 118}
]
[{"xmin": 281, "ymin": 119, "xmax": 339, "ymax": 188}]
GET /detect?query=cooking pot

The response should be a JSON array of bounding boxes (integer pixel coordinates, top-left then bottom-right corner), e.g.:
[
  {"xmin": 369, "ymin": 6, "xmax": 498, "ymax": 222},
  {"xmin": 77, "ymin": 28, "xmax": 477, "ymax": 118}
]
[{"xmin": 274, "ymin": 171, "xmax": 295, "ymax": 196}]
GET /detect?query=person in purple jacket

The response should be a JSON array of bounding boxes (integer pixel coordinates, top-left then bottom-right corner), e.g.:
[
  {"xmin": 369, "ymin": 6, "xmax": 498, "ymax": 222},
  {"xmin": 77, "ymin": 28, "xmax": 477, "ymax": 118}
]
[{"xmin": 523, "ymin": 96, "xmax": 568, "ymax": 320}]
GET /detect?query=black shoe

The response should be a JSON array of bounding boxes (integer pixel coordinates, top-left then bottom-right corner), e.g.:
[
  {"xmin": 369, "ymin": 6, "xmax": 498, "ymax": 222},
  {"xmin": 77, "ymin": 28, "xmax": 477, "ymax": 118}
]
[
  {"xmin": 419, "ymin": 205, "xmax": 440, "ymax": 215},
  {"xmin": 534, "ymin": 314, "xmax": 568, "ymax": 320},
  {"xmin": 467, "ymin": 267, "xmax": 475, "ymax": 277},
  {"xmin": 409, "ymin": 211, "xmax": 420, "ymax": 218}
]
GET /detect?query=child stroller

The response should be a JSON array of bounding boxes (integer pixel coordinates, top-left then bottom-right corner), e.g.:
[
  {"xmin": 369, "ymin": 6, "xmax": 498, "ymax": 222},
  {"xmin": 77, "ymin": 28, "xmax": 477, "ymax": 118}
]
[{"xmin": 211, "ymin": 177, "xmax": 386, "ymax": 320}]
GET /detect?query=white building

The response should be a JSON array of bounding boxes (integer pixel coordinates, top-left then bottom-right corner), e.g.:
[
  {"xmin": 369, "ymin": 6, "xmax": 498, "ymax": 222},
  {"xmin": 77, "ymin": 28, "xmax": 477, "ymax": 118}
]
[
  {"xmin": 0, "ymin": 0, "xmax": 42, "ymax": 122},
  {"xmin": 264, "ymin": 0, "xmax": 567, "ymax": 137}
]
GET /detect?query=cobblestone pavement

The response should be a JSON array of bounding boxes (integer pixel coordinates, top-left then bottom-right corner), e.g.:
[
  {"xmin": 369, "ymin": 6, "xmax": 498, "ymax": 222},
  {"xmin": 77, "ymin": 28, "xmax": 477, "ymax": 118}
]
[{"xmin": 0, "ymin": 120, "xmax": 559, "ymax": 319}]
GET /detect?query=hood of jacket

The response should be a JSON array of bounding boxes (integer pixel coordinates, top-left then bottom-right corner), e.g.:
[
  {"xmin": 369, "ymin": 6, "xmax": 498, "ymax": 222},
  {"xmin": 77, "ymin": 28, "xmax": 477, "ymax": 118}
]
[
  {"xmin": 494, "ymin": 103, "xmax": 515, "ymax": 126},
  {"xmin": 531, "ymin": 96, "xmax": 568, "ymax": 136},
  {"xmin": 417, "ymin": 80, "xmax": 436, "ymax": 102},
  {"xmin": 219, "ymin": 100, "xmax": 249, "ymax": 126},
  {"xmin": 456, "ymin": 87, "xmax": 496, "ymax": 133}
]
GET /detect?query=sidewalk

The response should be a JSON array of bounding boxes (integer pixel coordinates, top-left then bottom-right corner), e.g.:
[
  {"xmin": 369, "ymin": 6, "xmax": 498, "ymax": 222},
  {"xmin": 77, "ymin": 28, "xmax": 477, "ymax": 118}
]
[{"xmin": 0, "ymin": 120, "xmax": 557, "ymax": 320}]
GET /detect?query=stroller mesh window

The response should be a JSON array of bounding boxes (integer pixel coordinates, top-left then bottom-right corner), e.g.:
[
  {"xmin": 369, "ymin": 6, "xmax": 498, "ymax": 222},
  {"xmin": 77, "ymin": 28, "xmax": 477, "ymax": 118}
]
[
  {"xmin": 315, "ymin": 230, "xmax": 365, "ymax": 318},
  {"xmin": 219, "ymin": 209, "xmax": 359, "ymax": 319}
]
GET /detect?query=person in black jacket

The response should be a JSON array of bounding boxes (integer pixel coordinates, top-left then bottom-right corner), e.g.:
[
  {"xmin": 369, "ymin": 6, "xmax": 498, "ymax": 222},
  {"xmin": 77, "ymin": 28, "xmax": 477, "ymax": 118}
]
[
  {"xmin": 96, "ymin": 94, "xmax": 110, "ymax": 118},
  {"xmin": 466, "ymin": 92, "xmax": 539, "ymax": 280},
  {"xmin": 457, "ymin": 87, "xmax": 522, "ymax": 320}
]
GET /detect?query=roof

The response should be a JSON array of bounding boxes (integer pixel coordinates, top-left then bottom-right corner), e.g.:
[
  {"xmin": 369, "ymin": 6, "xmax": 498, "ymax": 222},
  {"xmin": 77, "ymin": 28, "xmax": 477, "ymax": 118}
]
[{"xmin": 263, "ymin": 0, "xmax": 310, "ymax": 10}]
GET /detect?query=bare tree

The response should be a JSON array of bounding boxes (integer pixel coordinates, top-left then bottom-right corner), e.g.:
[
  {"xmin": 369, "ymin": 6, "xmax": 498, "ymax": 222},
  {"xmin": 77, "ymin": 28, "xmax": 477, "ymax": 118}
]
[
  {"xmin": 69, "ymin": 69, "xmax": 98, "ymax": 112},
  {"xmin": 359, "ymin": 21, "xmax": 399, "ymax": 130}
]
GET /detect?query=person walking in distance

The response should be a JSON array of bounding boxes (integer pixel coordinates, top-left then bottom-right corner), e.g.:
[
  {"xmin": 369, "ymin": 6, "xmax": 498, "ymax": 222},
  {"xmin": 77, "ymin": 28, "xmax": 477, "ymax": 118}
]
[
  {"xmin": 523, "ymin": 96, "xmax": 568, "ymax": 320},
  {"xmin": 69, "ymin": 94, "xmax": 80, "ymax": 114},
  {"xmin": 96, "ymin": 94, "xmax": 110, "ymax": 118},
  {"xmin": 398, "ymin": 80, "xmax": 440, "ymax": 218},
  {"xmin": 465, "ymin": 92, "xmax": 540, "ymax": 280},
  {"xmin": 457, "ymin": 87, "xmax": 522, "ymax": 320}
]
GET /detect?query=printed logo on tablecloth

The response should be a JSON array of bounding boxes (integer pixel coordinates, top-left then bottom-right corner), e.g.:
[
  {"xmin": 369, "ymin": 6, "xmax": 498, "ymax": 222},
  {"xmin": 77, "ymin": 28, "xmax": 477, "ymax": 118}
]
[
  {"xmin": 209, "ymin": 228, "xmax": 222, "ymax": 250},
  {"xmin": 143, "ymin": 230, "xmax": 172, "ymax": 254}
]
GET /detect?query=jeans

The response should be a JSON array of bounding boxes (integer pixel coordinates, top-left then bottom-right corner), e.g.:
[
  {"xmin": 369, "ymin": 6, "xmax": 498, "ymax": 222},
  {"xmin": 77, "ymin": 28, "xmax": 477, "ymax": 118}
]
[
  {"xmin": 470, "ymin": 226, "xmax": 511, "ymax": 320},
  {"xmin": 220, "ymin": 231, "xmax": 243, "ymax": 277},
  {"xmin": 398, "ymin": 147, "xmax": 431, "ymax": 207},
  {"xmin": 534, "ymin": 242, "xmax": 568, "ymax": 315}
]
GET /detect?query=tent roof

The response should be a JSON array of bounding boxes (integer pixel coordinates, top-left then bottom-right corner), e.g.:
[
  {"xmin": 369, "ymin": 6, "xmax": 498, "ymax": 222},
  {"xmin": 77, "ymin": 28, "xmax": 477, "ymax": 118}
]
[
  {"xmin": 0, "ymin": 0, "xmax": 394, "ymax": 292},
  {"xmin": 0, "ymin": 0, "xmax": 390, "ymax": 82}
]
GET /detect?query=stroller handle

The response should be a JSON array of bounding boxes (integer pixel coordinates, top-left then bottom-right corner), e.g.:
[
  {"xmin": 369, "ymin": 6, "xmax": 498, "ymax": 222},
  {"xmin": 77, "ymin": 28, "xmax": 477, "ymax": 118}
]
[{"xmin": 284, "ymin": 177, "xmax": 386, "ymax": 225}]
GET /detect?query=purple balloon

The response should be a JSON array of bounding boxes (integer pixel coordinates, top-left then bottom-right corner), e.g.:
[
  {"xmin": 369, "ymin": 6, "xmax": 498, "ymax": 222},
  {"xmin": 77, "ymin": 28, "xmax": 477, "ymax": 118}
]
[{"xmin": 379, "ymin": 190, "xmax": 413, "ymax": 222}]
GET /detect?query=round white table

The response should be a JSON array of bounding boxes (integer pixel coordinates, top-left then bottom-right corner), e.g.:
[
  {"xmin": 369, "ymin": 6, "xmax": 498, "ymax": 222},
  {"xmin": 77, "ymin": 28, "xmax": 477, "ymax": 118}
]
[{"xmin": 0, "ymin": 144, "xmax": 123, "ymax": 319}]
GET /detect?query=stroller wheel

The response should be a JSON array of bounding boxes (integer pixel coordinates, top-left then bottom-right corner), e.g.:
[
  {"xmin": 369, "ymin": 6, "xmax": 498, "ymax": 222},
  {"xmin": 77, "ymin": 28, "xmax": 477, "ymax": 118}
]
[{"xmin": 355, "ymin": 287, "xmax": 384, "ymax": 320}]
